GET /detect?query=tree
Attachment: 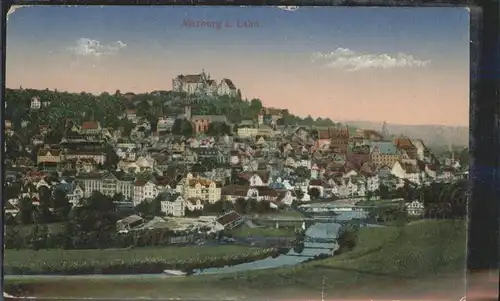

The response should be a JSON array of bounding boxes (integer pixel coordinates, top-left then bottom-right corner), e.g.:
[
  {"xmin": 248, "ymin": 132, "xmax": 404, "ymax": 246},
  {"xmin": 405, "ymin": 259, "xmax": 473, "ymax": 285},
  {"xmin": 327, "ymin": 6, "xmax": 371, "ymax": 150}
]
[
  {"xmin": 234, "ymin": 198, "xmax": 247, "ymax": 214},
  {"xmin": 207, "ymin": 121, "xmax": 231, "ymax": 136},
  {"xmin": 308, "ymin": 187, "xmax": 321, "ymax": 200},
  {"xmin": 294, "ymin": 189, "xmax": 304, "ymax": 202},
  {"xmin": 378, "ymin": 184, "xmax": 390, "ymax": 199},
  {"xmin": 5, "ymin": 182, "xmax": 22, "ymax": 200},
  {"xmin": 135, "ymin": 201, "xmax": 155, "ymax": 219},
  {"xmin": 38, "ymin": 186, "xmax": 52, "ymax": 206},
  {"xmin": 294, "ymin": 166, "xmax": 311, "ymax": 179},
  {"xmin": 104, "ymin": 146, "xmax": 120, "ymax": 169},
  {"xmin": 52, "ymin": 189, "xmax": 72, "ymax": 220},
  {"xmin": 249, "ymin": 98, "xmax": 263, "ymax": 116},
  {"xmin": 172, "ymin": 118, "xmax": 193, "ymax": 136},
  {"xmin": 17, "ymin": 197, "xmax": 35, "ymax": 225},
  {"xmin": 121, "ymin": 119, "xmax": 135, "ymax": 136}
]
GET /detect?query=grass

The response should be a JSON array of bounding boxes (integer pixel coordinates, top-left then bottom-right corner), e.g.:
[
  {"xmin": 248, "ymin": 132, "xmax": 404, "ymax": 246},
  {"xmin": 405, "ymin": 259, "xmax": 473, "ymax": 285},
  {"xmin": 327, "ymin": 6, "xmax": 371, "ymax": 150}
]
[
  {"xmin": 4, "ymin": 245, "xmax": 262, "ymax": 275},
  {"xmin": 229, "ymin": 225, "xmax": 296, "ymax": 238},
  {"xmin": 5, "ymin": 219, "xmax": 466, "ymax": 299}
]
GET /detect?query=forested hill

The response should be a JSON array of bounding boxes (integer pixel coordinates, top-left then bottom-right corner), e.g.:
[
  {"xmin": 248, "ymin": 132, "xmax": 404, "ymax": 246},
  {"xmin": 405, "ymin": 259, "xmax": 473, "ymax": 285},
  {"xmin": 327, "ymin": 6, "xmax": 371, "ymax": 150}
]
[{"xmin": 4, "ymin": 88, "xmax": 342, "ymax": 130}]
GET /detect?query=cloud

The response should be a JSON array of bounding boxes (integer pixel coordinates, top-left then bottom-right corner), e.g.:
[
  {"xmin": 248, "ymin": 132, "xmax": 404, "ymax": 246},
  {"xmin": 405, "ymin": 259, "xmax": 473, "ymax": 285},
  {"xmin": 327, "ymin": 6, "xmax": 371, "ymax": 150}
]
[
  {"xmin": 67, "ymin": 38, "xmax": 127, "ymax": 57},
  {"xmin": 311, "ymin": 47, "xmax": 431, "ymax": 71},
  {"xmin": 7, "ymin": 5, "xmax": 32, "ymax": 21}
]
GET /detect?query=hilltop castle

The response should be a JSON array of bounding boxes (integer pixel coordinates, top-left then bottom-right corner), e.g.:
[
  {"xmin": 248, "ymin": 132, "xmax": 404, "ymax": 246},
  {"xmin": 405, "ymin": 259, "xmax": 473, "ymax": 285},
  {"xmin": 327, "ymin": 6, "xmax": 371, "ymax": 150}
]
[{"xmin": 172, "ymin": 70, "xmax": 237, "ymax": 97}]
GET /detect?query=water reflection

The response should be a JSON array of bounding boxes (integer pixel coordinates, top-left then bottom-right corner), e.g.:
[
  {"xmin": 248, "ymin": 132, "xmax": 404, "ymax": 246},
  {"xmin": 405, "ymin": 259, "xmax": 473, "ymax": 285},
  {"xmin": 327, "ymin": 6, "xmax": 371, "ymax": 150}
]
[{"xmin": 193, "ymin": 211, "xmax": 381, "ymax": 275}]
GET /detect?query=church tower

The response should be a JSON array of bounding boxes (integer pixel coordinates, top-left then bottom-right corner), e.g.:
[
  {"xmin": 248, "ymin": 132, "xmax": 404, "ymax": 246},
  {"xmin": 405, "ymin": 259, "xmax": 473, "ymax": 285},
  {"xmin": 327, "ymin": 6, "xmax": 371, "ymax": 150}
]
[{"xmin": 381, "ymin": 121, "xmax": 389, "ymax": 139}]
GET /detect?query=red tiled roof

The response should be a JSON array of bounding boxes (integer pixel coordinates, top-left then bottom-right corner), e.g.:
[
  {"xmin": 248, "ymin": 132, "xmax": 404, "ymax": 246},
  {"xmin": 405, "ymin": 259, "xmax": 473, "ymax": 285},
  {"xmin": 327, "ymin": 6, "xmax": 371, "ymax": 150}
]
[
  {"xmin": 394, "ymin": 138, "xmax": 415, "ymax": 149},
  {"xmin": 221, "ymin": 78, "xmax": 236, "ymax": 89},
  {"xmin": 309, "ymin": 179, "xmax": 323, "ymax": 186},
  {"xmin": 81, "ymin": 122, "xmax": 99, "ymax": 129},
  {"xmin": 253, "ymin": 186, "xmax": 279, "ymax": 197},
  {"xmin": 38, "ymin": 149, "xmax": 62, "ymax": 156},
  {"xmin": 216, "ymin": 211, "xmax": 242, "ymax": 226},
  {"xmin": 177, "ymin": 74, "xmax": 204, "ymax": 83},
  {"xmin": 134, "ymin": 180, "xmax": 147, "ymax": 186}
]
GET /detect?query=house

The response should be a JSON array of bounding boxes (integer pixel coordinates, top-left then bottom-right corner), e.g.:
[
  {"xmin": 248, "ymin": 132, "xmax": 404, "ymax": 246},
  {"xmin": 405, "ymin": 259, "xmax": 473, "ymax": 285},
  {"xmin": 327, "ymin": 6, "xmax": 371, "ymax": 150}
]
[
  {"xmin": 135, "ymin": 156, "xmax": 155, "ymax": 171},
  {"xmin": 246, "ymin": 186, "xmax": 280, "ymax": 202},
  {"xmin": 424, "ymin": 164, "xmax": 438, "ymax": 179},
  {"xmin": 37, "ymin": 148, "xmax": 62, "ymax": 165},
  {"xmin": 5, "ymin": 202, "xmax": 19, "ymax": 217},
  {"xmin": 172, "ymin": 71, "xmax": 211, "ymax": 95},
  {"xmin": 67, "ymin": 185, "xmax": 84, "ymax": 206},
  {"xmin": 441, "ymin": 167, "xmax": 456, "ymax": 182},
  {"xmin": 124, "ymin": 109, "xmax": 139, "ymax": 123},
  {"xmin": 311, "ymin": 164, "xmax": 320, "ymax": 179},
  {"xmin": 394, "ymin": 137, "xmax": 418, "ymax": 160},
  {"xmin": 217, "ymin": 78, "xmax": 237, "ymax": 96},
  {"xmin": 116, "ymin": 146, "xmax": 137, "ymax": 160},
  {"xmin": 258, "ymin": 107, "xmax": 284, "ymax": 125},
  {"xmin": 347, "ymin": 144, "xmax": 371, "ymax": 167},
  {"xmin": 308, "ymin": 179, "xmax": 325, "ymax": 197},
  {"xmin": 278, "ymin": 190, "xmax": 295, "ymax": 206},
  {"xmin": 80, "ymin": 121, "xmax": 102, "ymax": 135},
  {"xmin": 116, "ymin": 215, "xmax": 144, "ymax": 232},
  {"xmin": 405, "ymin": 200, "xmax": 424, "ymax": 216},
  {"xmin": 363, "ymin": 173, "xmax": 380, "ymax": 192},
  {"xmin": 370, "ymin": 142, "xmax": 399, "ymax": 167},
  {"xmin": 12, "ymin": 157, "xmax": 35, "ymax": 169},
  {"xmin": 180, "ymin": 173, "xmax": 222, "ymax": 203},
  {"xmin": 191, "ymin": 115, "xmax": 228, "ymax": 133},
  {"xmin": 133, "ymin": 180, "xmax": 161, "ymax": 206},
  {"xmin": 221, "ymin": 184, "xmax": 250, "ymax": 202},
  {"xmin": 237, "ymin": 126, "xmax": 258, "ymax": 138},
  {"xmin": 76, "ymin": 172, "xmax": 134, "ymax": 199},
  {"xmin": 411, "ymin": 139, "xmax": 431, "ymax": 162},
  {"xmin": 185, "ymin": 198, "xmax": 204, "ymax": 211},
  {"xmin": 355, "ymin": 129, "xmax": 384, "ymax": 141},
  {"xmin": 216, "ymin": 211, "xmax": 244, "ymax": 230},
  {"xmin": 64, "ymin": 150, "xmax": 106, "ymax": 165},
  {"xmin": 256, "ymin": 125, "xmax": 274, "ymax": 137},
  {"xmin": 318, "ymin": 127, "xmax": 350, "ymax": 150},
  {"xmin": 391, "ymin": 161, "xmax": 422, "ymax": 185},
  {"xmin": 157, "ymin": 116, "xmax": 176, "ymax": 132},
  {"xmin": 239, "ymin": 171, "xmax": 270, "ymax": 187},
  {"xmin": 30, "ymin": 96, "xmax": 41, "ymax": 110},
  {"xmin": 159, "ymin": 192, "xmax": 186, "ymax": 217}
]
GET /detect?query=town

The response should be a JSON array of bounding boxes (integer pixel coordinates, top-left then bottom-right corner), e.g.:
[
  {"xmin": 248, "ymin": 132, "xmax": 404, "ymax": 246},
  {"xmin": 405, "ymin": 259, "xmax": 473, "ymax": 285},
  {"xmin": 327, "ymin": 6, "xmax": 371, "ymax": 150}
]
[{"xmin": 4, "ymin": 70, "xmax": 468, "ymax": 297}]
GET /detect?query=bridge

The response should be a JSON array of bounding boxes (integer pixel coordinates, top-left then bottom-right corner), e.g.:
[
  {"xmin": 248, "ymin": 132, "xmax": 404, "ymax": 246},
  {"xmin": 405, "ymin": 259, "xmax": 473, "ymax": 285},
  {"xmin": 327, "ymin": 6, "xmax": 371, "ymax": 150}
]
[
  {"xmin": 251, "ymin": 216, "xmax": 377, "ymax": 226},
  {"xmin": 303, "ymin": 236, "xmax": 337, "ymax": 243}
]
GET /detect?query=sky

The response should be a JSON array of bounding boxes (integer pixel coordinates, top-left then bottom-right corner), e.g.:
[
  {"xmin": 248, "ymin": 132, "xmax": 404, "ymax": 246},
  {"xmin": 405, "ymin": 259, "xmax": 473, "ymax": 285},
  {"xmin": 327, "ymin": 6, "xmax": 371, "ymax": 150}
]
[{"xmin": 7, "ymin": 6, "xmax": 469, "ymax": 126}]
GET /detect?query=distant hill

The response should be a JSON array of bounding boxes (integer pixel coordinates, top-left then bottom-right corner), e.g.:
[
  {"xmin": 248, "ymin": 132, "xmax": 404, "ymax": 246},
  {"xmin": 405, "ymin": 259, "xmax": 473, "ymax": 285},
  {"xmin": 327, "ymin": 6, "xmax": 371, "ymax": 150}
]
[{"xmin": 344, "ymin": 120, "xmax": 469, "ymax": 150}]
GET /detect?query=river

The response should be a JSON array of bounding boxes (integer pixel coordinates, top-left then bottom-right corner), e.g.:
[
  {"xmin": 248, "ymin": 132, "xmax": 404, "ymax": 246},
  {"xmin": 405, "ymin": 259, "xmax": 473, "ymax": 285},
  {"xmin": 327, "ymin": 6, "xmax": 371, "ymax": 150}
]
[
  {"xmin": 192, "ymin": 210, "xmax": 383, "ymax": 275},
  {"xmin": 5, "ymin": 210, "xmax": 384, "ymax": 280}
]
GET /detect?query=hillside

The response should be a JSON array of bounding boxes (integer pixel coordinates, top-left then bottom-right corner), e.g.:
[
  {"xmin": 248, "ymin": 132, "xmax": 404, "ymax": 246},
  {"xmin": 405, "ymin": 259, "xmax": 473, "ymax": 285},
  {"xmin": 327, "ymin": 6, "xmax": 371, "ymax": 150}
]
[{"xmin": 344, "ymin": 120, "xmax": 469, "ymax": 149}]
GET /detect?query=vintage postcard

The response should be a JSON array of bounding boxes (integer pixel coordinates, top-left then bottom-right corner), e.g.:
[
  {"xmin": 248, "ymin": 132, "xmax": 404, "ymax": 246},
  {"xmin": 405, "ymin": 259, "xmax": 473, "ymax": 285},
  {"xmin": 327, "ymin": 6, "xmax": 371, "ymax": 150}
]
[{"xmin": 4, "ymin": 5, "xmax": 469, "ymax": 300}]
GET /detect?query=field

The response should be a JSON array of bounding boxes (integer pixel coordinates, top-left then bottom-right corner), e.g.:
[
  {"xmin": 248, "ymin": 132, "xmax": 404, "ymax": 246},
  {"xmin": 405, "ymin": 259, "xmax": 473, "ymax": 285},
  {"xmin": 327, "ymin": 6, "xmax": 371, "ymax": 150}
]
[
  {"xmin": 5, "ymin": 220, "xmax": 467, "ymax": 299},
  {"xmin": 229, "ymin": 224, "xmax": 296, "ymax": 238},
  {"xmin": 4, "ymin": 245, "xmax": 264, "ymax": 275}
]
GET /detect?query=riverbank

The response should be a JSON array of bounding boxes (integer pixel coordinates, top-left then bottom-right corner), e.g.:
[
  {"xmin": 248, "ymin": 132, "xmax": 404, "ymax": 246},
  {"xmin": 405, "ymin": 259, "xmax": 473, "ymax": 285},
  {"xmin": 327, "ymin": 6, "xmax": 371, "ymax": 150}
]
[
  {"xmin": 5, "ymin": 220, "xmax": 466, "ymax": 299},
  {"xmin": 4, "ymin": 245, "xmax": 279, "ymax": 275}
]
